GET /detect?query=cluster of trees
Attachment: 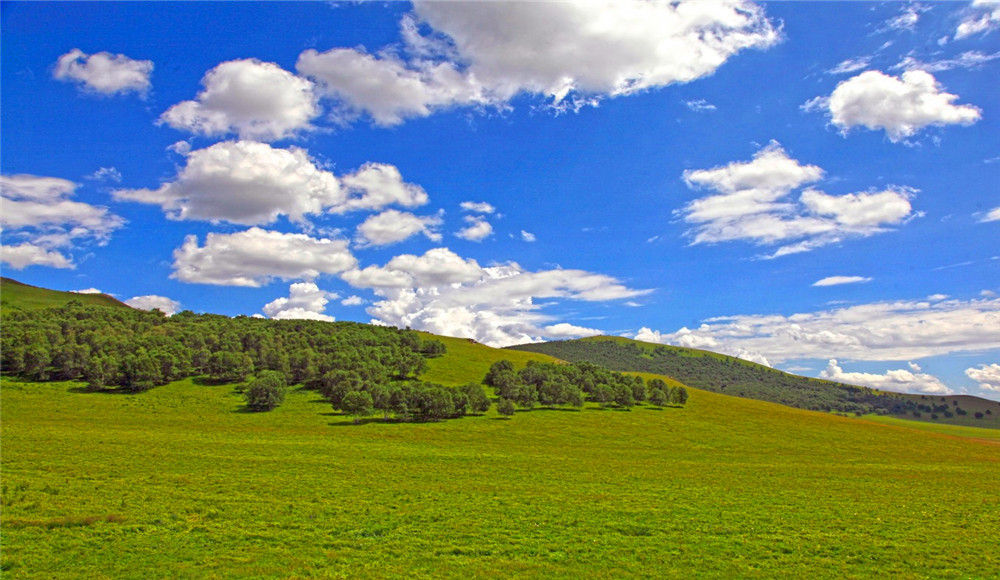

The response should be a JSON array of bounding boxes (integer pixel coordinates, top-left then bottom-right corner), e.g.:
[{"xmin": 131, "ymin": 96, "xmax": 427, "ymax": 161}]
[
  {"xmin": 322, "ymin": 377, "xmax": 491, "ymax": 423},
  {"xmin": 508, "ymin": 339, "xmax": 930, "ymax": 418},
  {"xmin": 483, "ymin": 360, "xmax": 688, "ymax": 413},
  {"xmin": 0, "ymin": 301, "xmax": 445, "ymax": 396}
]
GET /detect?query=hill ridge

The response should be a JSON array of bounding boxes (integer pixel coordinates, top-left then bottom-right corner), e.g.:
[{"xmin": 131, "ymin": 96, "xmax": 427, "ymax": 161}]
[{"xmin": 507, "ymin": 336, "xmax": 1000, "ymax": 429}]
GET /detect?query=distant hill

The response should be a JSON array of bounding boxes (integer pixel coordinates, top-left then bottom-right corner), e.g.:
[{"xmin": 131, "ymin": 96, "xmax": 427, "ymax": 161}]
[
  {"xmin": 508, "ymin": 336, "xmax": 1000, "ymax": 429},
  {"xmin": 1, "ymin": 278, "xmax": 129, "ymax": 311}
]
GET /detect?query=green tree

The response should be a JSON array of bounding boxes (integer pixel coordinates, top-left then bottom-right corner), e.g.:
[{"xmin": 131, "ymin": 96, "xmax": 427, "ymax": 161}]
[
  {"xmin": 496, "ymin": 397, "xmax": 516, "ymax": 418},
  {"xmin": 245, "ymin": 370, "xmax": 287, "ymax": 411},
  {"xmin": 461, "ymin": 382, "xmax": 492, "ymax": 414},
  {"xmin": 341, "ymin": 391, "xmax": 374, "ymax": 424}
]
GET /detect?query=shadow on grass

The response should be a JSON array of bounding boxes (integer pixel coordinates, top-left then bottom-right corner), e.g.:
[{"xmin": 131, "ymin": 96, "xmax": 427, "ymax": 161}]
[{"xmin": 67, "ymin": 386, "xmax": 146, "ymax": 395}]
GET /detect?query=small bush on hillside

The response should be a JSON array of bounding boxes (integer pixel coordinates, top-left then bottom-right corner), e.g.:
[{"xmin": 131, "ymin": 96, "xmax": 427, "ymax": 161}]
[
  {"xmin": 245, "ymin": 371, "xmax": 287, "ymax": 411},
  {"xmin": 497, "ymin": 397, "xmax": 516, "ymax": 417}
]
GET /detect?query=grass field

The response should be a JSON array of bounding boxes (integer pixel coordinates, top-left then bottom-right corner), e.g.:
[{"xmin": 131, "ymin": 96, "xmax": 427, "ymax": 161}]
[
  {"xmin": 0, "ymin": 278, "xmax": 128, "ymax": 311},
  {"xmin": 419, "ymin": 333, "xmax": 560, "ymax": 386},
  {"xmin": 3, "ymin": 376, "xmax": 998, "ymax": 579}
]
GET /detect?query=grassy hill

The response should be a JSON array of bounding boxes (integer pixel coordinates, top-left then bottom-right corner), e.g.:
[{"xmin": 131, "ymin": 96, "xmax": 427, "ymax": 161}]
[
  {"xmin": 0, "ymin": 277, "xmax": 129, "ymax": 311},
  {"xmin": 508, "ymin": 336, "xmax": 1000, "ymax": 429},
  {"xmin": 419, "ymin": 333, "xmax": 562, "ymax": 386},
  {"xmin": 2, "ymin": 376, "xmax": 998, "ymax": 578}
]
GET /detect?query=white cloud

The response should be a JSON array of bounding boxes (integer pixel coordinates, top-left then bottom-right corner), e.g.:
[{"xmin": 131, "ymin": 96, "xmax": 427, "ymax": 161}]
[
  {"xmin": 262, "ymin": 282, "xmax": 336, "ymax": 322},
  {"xmin": 53, "ymin": 49, "xmax": 152, "ymax": 96},
  {"xmin": 684, "ymin": 99, "xmax": 717, "ymax": 112},
  {"xmin": 542, "ymin": 323, "xmax": 604, "ymax": 339},
  {"xmin": 676, "ymin": 142, "xmax": 917, "ymax": 256},
  {"xmin": 125, "ymin": 295, "xmax": 181, "ymax": 316},
  {"xmin": 340, "ymin": 163, "xmax": 429, "ymax": 212},
  {"xmin": 354, "ymin": 209, "xmax": 443, "ymax": 247},
  {"xmin": 965, "ymin": 363, "xmax": 1000, "ymax": 391},
  {"xmin": 297, "ymin": 47, "xmax": 488, "ymax": 126},
  {"xmin": 631, "ymin": 294, "xmax": 1000, "ymax": 364},
  {"xmin": 813, "ymin": 276, "xmax": 872, "ymax": 287},
  {"xmin": 0, "ymin": 174, "xmax": 125, "ymax": 269},
  {"xmin": 0, "ymin": 243, "xmax": 74, "ymax": 270},
  {"xmin": 171, "ymin": 227, "xmax": 356, "ymax": 287},
  {"xmin": 159, "ymin": 59, "xmax": 319, "ymax": 141},
  {"xmin": 341, "ymin": 295, "xmax": 364, "ymax": 307},
  {"xmin": 297, "ymin": 1, "xmax": 778, "ymax": 124},
  {"xmin": 87, "ymin": 167, "xmax": 123, "ymax": 183},
  {"xmin": 72, "ymin": 288, "xmax": 104, "ymax": 294},
  {"xmin": 114, "ymin": 141, "xmax": 426, "ymax": 226},
  {"xmin": 455, "ymin": 216, "xmax": 493, "ymax": 242},
  {"xmin": 521, "ymin": 231, "xmax": 536, "ymax": 243},
  {"xmin": 460, "ymin": 201, "xmax": 496, "ymax": 214},
  {"xmin": 413, "ymin": 1, "xmax": 779, "ymax": 102},
  {"xmin": 978, "ymin": 207, "xmax": 1000, "ymax": 222},
  {"xmin": 883, "ymin": 4, "xmax": 925, "ymax": 32},
  {"xmin": 821, "ymin": 359, "xmax": 952, "ymax": 395},
  {"xmin": 955, "ymin": 0, "xmax": 1000, "ymax": 39},
  {"xmin": 893, "ymin": 50, "xmax": 1000, "ymax": 72},
  {"xmin": 805, "ymin": 69, "xmax": 981, "ymax": 142},
  {"xmin": 827, "ymin": 56, "xmax": 872, "ymax": 75},
  {"xmin": 343, "ymin": 247, "xmax": 648, "ymax": 347}
]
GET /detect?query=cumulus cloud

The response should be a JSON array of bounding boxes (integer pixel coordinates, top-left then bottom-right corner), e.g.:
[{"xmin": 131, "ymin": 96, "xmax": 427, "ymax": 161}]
[
  {"xmin": 53, "ymin": 49, "xmax": 152, "ymax": 96},
  {"xmin": 343, "ymin": 247, "xmax": 648, "ymax": 346},
  {"xmin": 296, "ymin": 1, "xmax": 778, "ymax": 124},
  {"xmin": 341, "ymin": 295, "xmax": 364, "ymax": 307},
  {"xmin": 72, "ymin": 288, "xmax": 104, "ymax": 294},
  {"xmin": 965, "ymin": 363, "xmax": 1000, "ymax": 391},
  {"xmin": 297, "ymin": 47, "xmax": 488, "ymax": 126},
  {"xmin": 413, "ymin": 1, "xmax": 779, "ymax": 102},
  {"xmin": 114, "ymin": 141, "xmax": 426, "ymax": 226},
  {"xmin": 821, "ymin": 359, "xmax": 952, "ymax": 395},
  {"xmin": 955, "ymin": 0, "xmax": 1000, "ymax": 39},
  {"xmin": 631, "ymin": 294, "xmax": 1000, "ymax": 364},
  {"xmin": 0, "ymin": 174, "xmax": 125, "ymax": 269},
  {"xmin": 354, "ymin": 209, "xmax": 443, "ymax": 247},
  {"xmin": 125, "ymin": 295, "xmax": 181, "ymax": 316},
  {"xmin": 813, "ymin": 276, "xmax": 872, "ymax": 287},
  {"xmin": 160, "ymin": 59, "xmax": 320, "ymax": 141},
  {"xmin": 0, "ymin": 244, "xmax": 73, "ymax": 270},
  {"xmin": 804, "ymin": 69, "xmax": 981, "ymax": 142},
  {"xmin": 455, "ymin": 216, "xmax": 493, "ymax": 242},
  {"xmin": 543, "ymin": 323, "xmax": 604, "ymax": 339},
  {"xmin": 171, "ymin": 227, "xmax": 356, "ymax": 287},
  {"xmin": 676, "ymin": 142, "xmax": 917, "ymax": 256},
  {"xmin": 262, "ymin": 282, "xmax": 336, "ymax": 322},
  {"xmin": 521, "ymin": 231, "xmax": 536, "ymax": 242}
]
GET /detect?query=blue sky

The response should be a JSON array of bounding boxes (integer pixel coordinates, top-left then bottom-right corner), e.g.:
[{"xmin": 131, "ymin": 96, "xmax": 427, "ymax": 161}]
[{"xmin": 2, "ymin": 1, "xmax": 998, "ymax": 399}]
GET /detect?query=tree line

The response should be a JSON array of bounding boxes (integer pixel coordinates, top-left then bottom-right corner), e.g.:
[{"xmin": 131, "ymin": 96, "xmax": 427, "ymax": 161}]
[{"xmin": 1, "ymin": 301, "xmax": 444, "ymax": 394}]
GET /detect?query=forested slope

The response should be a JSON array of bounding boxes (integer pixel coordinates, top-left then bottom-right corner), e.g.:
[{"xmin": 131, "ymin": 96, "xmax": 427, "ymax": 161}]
[{"xmin": 508, "ymin": 337, "xmax": 1000, "ymax": 428}]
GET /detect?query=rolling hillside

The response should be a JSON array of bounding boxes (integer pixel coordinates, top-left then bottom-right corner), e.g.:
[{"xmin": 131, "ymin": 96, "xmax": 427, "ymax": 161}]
[
  {"xmin": 508, "ymin": 336, "xmax": 1000, "ymax": 429},
  {"xmin": 1, "ymin": 280, "xmax": 999, "ymax": 576},
  {"xmin": 0, "ymin": 278, "xmax": 129, "ymax": 311}
]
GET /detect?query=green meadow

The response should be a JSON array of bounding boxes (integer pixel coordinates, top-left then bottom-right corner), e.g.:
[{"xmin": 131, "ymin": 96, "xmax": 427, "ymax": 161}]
[{"xmin": 3, "ymin": 374, "xmax": 998, "ymax": 579}]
